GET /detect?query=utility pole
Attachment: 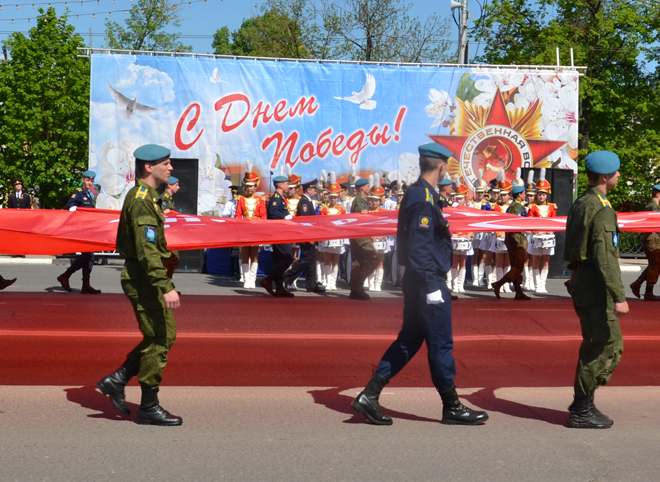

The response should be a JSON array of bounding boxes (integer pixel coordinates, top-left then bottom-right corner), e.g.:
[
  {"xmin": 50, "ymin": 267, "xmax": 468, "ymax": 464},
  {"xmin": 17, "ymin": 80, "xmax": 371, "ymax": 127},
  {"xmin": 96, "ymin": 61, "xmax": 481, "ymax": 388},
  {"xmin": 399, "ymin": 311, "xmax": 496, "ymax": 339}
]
[{"xmin": 451, "ymin": 0, "xmax": 469, "ymax": 64}]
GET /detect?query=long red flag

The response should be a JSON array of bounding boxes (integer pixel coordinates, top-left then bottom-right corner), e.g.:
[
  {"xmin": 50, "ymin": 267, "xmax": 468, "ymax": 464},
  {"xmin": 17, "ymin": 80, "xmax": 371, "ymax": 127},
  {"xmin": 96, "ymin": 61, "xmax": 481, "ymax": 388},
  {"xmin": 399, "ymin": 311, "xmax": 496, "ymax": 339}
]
[{"xmin": 0, "ymin": 207, "xmax": 658, "ymax": 256}]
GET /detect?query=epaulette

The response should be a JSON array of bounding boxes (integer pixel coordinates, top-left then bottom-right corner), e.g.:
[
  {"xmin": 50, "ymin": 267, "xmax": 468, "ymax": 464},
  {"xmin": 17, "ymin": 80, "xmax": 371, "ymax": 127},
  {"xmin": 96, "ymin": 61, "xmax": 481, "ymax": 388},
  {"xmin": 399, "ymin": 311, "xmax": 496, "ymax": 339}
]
[
  {"xmin": 550, "ymin": 203, "xmax": 558, "ymax": 208},
  {"xmin": 75, "ymin": 188, "xmax": 82, "ymax": 192},
  {"xmin": 596, "ymin": 192, "xmax": 612, "ymax": 209},
  {"xmin": 426, "ymin": 189, "xmax": 435, "ymax": 205},
  {"xmin": 135, "ymin": 186, "xmax": 149, "ymax": 200}
]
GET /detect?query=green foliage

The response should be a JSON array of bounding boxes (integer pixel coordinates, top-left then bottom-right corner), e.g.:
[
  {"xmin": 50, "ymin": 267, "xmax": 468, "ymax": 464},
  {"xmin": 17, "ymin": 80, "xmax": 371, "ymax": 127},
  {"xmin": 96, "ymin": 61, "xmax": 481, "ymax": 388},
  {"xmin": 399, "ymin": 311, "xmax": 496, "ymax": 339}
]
[
  {"xmin": 213, "ymin": 0, "xmax": 452, "ymax": 62},
  {"xmin": 213, "ymin": 0, "xmax": 318, "ymax": 58},
  {"xmin": 473, "ymin": 0, "xmax": 660, "ymax": 209},
  {"xmin": 0, "ymin": 7, "xmax": 90, "ymax": 209},
  {"xmin": 106, "ymin": 0, "xmax": 191, "ymax": 52}
]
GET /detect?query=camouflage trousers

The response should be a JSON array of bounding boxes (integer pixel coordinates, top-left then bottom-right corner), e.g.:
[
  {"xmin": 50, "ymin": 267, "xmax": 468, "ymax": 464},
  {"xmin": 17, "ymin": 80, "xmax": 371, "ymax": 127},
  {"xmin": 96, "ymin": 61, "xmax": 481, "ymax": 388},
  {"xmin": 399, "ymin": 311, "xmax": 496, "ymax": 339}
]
[
  {"xmin": 570, "ymin": 266, "xmax": 623, "ymax": 397},
  {"xmin": 121, "ymin": 268, "xmax": 177, "ymax": 388}
]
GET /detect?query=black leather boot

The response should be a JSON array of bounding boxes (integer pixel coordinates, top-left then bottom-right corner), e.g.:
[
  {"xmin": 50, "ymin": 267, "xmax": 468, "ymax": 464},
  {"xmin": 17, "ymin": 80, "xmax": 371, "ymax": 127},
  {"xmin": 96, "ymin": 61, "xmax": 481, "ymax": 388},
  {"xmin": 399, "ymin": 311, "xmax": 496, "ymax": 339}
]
[
  {"xmin": 97, "ymin": 360, "xmax": 139, "ymax": 415},
  {"xmin": 351, "ymin": 372, "xmax": 393, "ymax": 425},
  {"xmin": 438, "ymin": 386, "xmax": 489, "ymax": 425},
  {"xmin": 0, "ymin": 275, "xmax": 17, "ymax": 290},
  {"xmin": 588, "ymin": 393, "xmax": 612, "ymax": 422},
  {"xmin": 56, "ymin": 270, "xmax": 73, "ymax": 292},
  {"xmin": 567, "ymin": 394, "xmax": 613, "ymax": 429},
  {"xmin": 137, "ymin": 386, "xmax": 183, "ymax": 426},
  {"xmin": 81, "ymin": 276, "xmax": 101, "ymax": 294}
]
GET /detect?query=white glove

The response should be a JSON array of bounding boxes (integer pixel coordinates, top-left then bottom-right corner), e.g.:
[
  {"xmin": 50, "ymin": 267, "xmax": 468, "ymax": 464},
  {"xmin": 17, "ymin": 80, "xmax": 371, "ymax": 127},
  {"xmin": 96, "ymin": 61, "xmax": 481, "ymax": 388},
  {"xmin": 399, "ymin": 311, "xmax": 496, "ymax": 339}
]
[
  {"xmin": 426, "ymin": 289, "xmax": 445, "ymax": 305},
  {"xmin": 285, "ymin": 215, "xmax": 293, "ymax": 220},
  {"xmin": 69, "ymin": 206, "xmax": 77, "ymax": 212}
]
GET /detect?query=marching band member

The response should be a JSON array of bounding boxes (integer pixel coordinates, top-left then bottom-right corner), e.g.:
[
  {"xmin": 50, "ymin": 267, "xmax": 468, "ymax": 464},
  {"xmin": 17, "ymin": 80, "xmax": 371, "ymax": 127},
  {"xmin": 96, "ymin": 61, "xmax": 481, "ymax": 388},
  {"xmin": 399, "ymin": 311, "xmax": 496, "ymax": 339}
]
[
  {"xmin": 527, "ymin": 168, "xmax": 557, "ymax": 294},
  {"xmin": 523, "ymin": 172, "xmax": 537, "ymax": 290},
  {"xmin": 512, "ymin": 169, "xmax": 531, "ymax": 291},
  {"xmin": 491, "ymin": 170, "xmax": 512, "ymax": 293},
  {"xmin": 319, "ymin": 172, "xmax": 347, "ymax": 291},
  {"xmin": 365, "ymin": 174, "xmax": 388, "ymax": 291},
  {"xmin": 451, "ymin": 176, "xmax": 472, "ymax": 293},
  {"xmin": 480, "ymin": 178, "xmax": 500, "ymax": 288},
  {"xmin": 316, "ymin": 170, "xmax": 328, "ymax": 286},
  {"xmin": 235, "ymin": 162, "xmax": 267, "ymax": 289},
  {"xmin": 469, "ymin": 169, "xmax": 491, "ymax": 287}
]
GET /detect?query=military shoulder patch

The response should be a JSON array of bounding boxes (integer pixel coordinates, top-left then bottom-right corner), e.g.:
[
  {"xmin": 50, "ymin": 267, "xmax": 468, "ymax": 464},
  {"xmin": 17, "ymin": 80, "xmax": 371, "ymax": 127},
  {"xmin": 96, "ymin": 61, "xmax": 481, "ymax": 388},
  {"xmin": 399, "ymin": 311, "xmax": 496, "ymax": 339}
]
[
  {"xmin": 135, "ymin": 187, "xmax": 148, "ymax": 200},
  {"xmin": 418, "ymin": 215, "xmax": 431, "ymax": 229},
  {"xmin": 145, "ymin": 226, "xmax": 157, "ymax": 243}
]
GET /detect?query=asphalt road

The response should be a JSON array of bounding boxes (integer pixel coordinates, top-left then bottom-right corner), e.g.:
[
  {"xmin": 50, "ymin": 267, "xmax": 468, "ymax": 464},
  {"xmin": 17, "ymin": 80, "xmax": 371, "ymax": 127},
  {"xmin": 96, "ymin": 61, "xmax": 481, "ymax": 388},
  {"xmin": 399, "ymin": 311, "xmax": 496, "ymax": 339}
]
[{"xmin": 1, "ymin": 262, "xmax": 658, "ymax": 482}]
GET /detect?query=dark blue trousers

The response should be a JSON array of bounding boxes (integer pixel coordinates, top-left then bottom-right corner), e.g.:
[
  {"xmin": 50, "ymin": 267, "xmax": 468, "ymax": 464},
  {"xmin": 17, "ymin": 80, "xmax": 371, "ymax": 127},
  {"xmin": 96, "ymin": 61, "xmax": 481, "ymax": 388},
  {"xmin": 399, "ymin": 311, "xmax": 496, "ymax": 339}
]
[{"xmin": 376, "ymin": 271, "xmax": 456, "ymax": 391}]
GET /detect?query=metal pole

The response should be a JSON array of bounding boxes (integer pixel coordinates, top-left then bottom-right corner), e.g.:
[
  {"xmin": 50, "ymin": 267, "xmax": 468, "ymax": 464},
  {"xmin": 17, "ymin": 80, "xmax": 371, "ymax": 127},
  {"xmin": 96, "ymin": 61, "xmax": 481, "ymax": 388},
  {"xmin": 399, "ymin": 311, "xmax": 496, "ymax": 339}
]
[
  {"xmin": 89, "ymin": 28, "xmax": 92, "ymax": 49},
  {"xmin": 458, "ymin": 0, "xmax": 469, "ymax": 64}
]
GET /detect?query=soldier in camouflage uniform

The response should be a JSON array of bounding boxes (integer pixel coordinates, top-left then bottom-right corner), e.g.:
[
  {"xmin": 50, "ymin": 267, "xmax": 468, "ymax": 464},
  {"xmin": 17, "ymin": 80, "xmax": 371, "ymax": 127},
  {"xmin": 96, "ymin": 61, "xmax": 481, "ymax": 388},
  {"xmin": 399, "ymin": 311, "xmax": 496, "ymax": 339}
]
[
  {"xmin": 97, "ymin": 144, "xmax": 183, "ymax": 427},
  {"xmin": 564, "ymin": 150, "xmax": 629, "ymax": 429},
  {"xmin": 492, "ymin": 183, "xmax": 530, "ymax": 300},
  {"xmin": 349, "ymin": 178, "xmax": 379, "ymax": 300},
  {"xmin": 629, "ymin": 184, "xmax": 660, "ymax": 301}
]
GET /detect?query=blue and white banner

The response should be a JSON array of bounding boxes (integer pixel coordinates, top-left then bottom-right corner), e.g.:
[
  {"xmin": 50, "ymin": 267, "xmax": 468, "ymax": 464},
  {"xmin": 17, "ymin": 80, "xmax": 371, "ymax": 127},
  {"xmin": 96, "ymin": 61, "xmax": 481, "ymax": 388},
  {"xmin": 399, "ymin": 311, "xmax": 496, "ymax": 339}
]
[{"xmin": 89, "ymin": 54, "xmax": 579, "ymax": 214}]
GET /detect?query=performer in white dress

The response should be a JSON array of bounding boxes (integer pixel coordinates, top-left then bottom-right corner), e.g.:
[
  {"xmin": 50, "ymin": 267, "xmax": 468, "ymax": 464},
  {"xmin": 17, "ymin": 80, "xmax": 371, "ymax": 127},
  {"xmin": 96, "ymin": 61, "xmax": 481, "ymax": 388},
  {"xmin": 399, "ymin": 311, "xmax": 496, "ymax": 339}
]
[{"xmin": 527, "ymin": 168, "xmax": 557, "ymax": 294}]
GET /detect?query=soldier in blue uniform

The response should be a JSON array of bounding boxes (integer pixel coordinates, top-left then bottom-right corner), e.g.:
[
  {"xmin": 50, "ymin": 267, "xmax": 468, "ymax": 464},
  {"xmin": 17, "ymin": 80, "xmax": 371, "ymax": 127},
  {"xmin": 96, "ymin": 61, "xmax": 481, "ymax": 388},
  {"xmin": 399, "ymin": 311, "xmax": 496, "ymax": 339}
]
[
  {"xmin": 56, "ymin": 170, "xmax": 101, "ymax": 294},
  {"xmin": 437, "ymin": 174, "xmax": 453, "ymax": 210},
  {"xmin": 351, "ymin": 143, "xmax": 489, "ymax": 426},
  {"xmin": 260, "ymin": 172, "xmax": 295, "ymax": 297}
]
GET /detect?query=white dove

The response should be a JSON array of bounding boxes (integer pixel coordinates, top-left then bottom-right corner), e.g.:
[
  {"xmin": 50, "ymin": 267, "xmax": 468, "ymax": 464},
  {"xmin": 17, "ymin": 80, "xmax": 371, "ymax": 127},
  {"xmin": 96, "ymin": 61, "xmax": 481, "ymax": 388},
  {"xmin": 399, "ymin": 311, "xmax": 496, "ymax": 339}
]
[
  {"xmin": 107, "ymin": 82, "xmax": 163, "ymax": 120},
  {"xmin": 334, "ymin": 73, "xmax": 377, "ymax": 110},
  {"xmin": 210, "ymin": 67, "xmax": 226, "ymax": 83}
]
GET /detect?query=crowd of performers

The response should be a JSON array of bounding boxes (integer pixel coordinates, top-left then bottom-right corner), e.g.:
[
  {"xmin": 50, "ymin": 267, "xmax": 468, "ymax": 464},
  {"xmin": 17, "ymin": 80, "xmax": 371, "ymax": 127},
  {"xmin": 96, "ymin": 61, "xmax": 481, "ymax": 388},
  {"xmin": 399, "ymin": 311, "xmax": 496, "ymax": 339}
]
[
  {"xmin": 447, "ymin": 167, "xmax": 557, "ymax": 300},
  {"xmin": 221, "ymin": 161, "xmax": 560, "ymax": 299}
]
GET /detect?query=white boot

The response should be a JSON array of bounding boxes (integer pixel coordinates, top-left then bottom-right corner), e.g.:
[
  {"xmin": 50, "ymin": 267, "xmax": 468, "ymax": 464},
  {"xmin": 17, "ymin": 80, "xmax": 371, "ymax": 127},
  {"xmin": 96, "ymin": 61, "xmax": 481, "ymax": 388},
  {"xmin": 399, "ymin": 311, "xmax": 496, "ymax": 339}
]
[
  {"xmin": 458, "ymin": 268, "xmax": 466, "ymax": 293},
  {"xmin": 323, "ymin": 264, "xmax": 331, "ymax": 290},
  {"xmin": 241, "ymin": 263, "xmax": 250, "ymax": 289},
  {"xmin": 526, "ymin": 267, "xmax": 535, "ymax": 291},
  {"xmin": 331, "ymin": 264, "xmax": 339, "ymax": 290},
  {"xmin": 478, "ymin": 263, "xmax": 486, "ymax": 287},
  {"xmin": 451, "ymin": 268, "xmax": 459, "ymax": 293},
  {"xmin": 364, "ymin": 275, "xmax": 369, "ymax": 288},
  {"xmin": 248, "ymin": 261, "xmax": 258, "ymax": 289},
  {"xmin": 368, "ymin": 273, "xmax": 376, "ymax": 291},
  {"xmin": 375, "ymin": 268, "xmax": 383, "ymax": 292},
  {"xmin": 485, "ymin": 265, "xmax": 493, "ymax": 289},
  {"xmin": 538, "ymin": 268, "xmax": 549, "ymax": 294},
  {"xmin": 317, "ymin": 261, "xmax": 324, "ymax": 286},
  {"xmin": 446, "ymin": 269, "xmax": 453, "ymax": 290},
  {"xmin": 534, "ymin": 269, "xmax": 543, "ymax": 293},
  {"xmin": 471, "ymin": 264, "xmax": 480, "ymax": 287}
]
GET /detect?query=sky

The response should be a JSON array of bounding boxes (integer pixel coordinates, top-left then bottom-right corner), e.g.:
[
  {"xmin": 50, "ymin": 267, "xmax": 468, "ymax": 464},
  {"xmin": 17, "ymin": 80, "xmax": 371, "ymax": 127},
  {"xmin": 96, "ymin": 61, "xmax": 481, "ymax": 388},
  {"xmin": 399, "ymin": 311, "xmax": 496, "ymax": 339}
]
[{"xmin": 0, "ymin": 0, "xmax": 483, "ymax": 61}]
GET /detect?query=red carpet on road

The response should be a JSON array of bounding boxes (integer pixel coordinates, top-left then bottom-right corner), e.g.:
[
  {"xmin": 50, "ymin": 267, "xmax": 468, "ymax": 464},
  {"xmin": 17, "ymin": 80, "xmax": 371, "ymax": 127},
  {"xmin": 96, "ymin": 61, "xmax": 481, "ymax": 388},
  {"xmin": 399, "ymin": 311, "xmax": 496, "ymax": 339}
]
[{"xmin": 1, "ymin": 293, "xmax": 658, "ymax": 388}]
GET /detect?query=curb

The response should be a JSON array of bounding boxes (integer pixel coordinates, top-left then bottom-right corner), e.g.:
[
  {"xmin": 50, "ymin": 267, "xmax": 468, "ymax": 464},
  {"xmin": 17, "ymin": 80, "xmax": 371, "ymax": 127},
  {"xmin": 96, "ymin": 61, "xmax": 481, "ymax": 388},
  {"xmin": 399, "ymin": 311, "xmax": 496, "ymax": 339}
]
[{"xmin": 0, "ymin": 258, "xmax": 54, "ymax": 265}]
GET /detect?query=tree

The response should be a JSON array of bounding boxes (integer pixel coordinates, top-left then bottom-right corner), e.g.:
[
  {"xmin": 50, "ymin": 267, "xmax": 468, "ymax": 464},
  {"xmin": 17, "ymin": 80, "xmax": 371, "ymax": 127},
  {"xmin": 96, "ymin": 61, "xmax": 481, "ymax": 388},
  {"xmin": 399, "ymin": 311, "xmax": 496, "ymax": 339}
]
[
  {"xmin": 319, "ymin": 0, "xmax": 453, "ymax": 63},
  {"xmin": 473, "ymin": 0, "xmax": 660, "ymax": 208},
  {"xmin": 213, "ymin": 0, "xmax": 321, "ymax": 59},
  {"xmin": 106, "ymin": 0, "xmax": 191, "ymax": 52},
  {"xmin": 0, "ymin": 7, "xmax": 90, "ymax": 209}
]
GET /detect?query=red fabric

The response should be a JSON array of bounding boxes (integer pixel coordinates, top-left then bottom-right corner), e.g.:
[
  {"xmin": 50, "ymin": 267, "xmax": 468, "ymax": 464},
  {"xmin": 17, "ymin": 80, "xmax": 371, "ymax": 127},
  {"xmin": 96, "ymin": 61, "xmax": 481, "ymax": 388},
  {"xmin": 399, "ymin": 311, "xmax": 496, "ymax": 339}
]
[{"xmin": 1, "ymin": 206, "xmax": 659, "ymax": 256}]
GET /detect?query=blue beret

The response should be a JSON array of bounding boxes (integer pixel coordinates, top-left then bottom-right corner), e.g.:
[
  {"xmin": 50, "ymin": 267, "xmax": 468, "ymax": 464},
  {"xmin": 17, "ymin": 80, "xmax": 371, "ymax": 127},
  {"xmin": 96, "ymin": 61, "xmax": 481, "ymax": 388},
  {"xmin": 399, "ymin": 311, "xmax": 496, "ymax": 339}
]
[
  {"xmin": 354, "ymin": 178, "xmax": 369, "ymax": 187},
  {"xmin": 511, "ymin": 185, "xmax": 525, "ymax": 195},
  {"xmin": 418, "ymin": 143, "xmax": 452, "ymax": 160},
  {"xmin": 585, "ymin": 151, "xmax": 620, "ymax": 175},
  {"xmin": 83, "ymin": 170, "xmax": 96, "ymax": 178},
  {"xmin": 168, "ymin": 176, "xmax": 179, "ymax": 185},
  {"xmin": 438, "ymin": 177, "xmax": 453, "ymax": 186},
  {"xmin": 653, "ymin": 184, "xmax": 660, "ymax": 191},
  {"xmin": 133, "ymin": 144, "xmax": 171, "ymax": 163},
  {"xmin": 273, "ymin": 175, "xmax": 289, "ymax": 184}
]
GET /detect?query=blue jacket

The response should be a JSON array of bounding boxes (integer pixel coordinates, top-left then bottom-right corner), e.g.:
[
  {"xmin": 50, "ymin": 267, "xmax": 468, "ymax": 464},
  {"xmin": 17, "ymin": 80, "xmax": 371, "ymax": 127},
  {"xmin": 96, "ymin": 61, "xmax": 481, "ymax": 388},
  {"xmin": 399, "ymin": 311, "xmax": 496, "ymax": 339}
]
[{"xmin": 397, "ymin": 177, "xmax": 452, "ymax": 293}]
